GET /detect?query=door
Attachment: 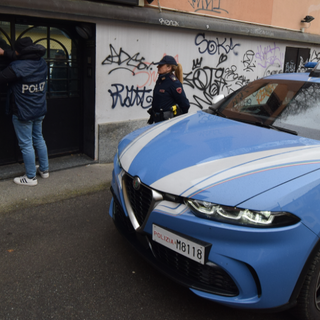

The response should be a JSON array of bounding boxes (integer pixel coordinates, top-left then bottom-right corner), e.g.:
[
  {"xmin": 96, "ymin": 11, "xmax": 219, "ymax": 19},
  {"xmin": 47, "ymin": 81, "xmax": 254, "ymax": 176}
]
[
  {"xmin": 0, "ymin": 17, "xmax": 95, "ymax": 165},
  {"xmin": 0, "ymin": 20, "xmax": 18, "ymax": 165},
  {"xmin": 284, "ymin": 47, "xmax": 310, "ymax": 73}
]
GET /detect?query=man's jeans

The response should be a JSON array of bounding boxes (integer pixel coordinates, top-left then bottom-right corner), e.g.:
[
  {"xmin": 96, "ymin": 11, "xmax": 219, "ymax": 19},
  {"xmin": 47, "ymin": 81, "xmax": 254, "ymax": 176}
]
[{"xmin": 12, "ymin": 115, "xmax": 49, "ymax": 179}]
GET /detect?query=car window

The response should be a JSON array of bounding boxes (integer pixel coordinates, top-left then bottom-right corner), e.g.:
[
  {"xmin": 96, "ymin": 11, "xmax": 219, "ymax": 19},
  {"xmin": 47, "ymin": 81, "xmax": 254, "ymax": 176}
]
[
  {"xmin": 218, "ymin": 79, "xmax": 320, "ymax": 140},
  {"xmin": 233, "ymin": 83, "xmax": 278, "ymax": 110},
  {"xmin": 274, "ymin": 82, "xmax": 320, "ymax": 140},
  {"xmin": 221, "ymin": 80, "xmax": 304, "ymax": 120}
]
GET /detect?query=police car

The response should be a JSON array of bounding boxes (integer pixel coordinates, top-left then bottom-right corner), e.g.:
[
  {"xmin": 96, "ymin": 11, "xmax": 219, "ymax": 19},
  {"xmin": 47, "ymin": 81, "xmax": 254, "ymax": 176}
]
[{"xmin": 109, "ymin": 62, "xmax": 320, "ymax": 320}]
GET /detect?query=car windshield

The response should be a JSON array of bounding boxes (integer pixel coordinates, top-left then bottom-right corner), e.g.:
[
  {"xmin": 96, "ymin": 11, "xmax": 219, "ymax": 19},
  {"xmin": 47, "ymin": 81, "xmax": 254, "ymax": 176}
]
[{"xmin": 217, "ymin": 79, "xmax": 320, "ymax": 140}]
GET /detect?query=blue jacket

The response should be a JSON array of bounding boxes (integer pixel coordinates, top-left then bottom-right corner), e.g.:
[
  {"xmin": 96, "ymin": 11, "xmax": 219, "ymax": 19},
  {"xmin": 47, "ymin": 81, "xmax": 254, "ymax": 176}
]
[
  {"xmin": 1, "ymin": 44, "xmax": 47, "ymax": 121},
  {"xmin": 152, "ymin": 73, "xmax": 190, "ymax": 113}
]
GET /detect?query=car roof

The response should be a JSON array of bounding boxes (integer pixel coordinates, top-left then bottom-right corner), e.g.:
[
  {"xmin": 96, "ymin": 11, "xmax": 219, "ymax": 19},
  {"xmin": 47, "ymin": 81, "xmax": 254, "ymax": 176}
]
[
  {"xmin": 265, "ymin": 72, "xmax": 320, "ymax": 83},
  {"xmin": 264, "ymin": 62, "xmax": 320, "ymax": 83}
]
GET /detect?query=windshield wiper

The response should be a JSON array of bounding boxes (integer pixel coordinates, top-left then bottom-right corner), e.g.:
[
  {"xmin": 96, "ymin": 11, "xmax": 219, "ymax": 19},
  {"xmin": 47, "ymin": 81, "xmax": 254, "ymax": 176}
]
[
  {"xmin": 265, "ymin": 124, "xmax": 298, "ymax": 135},
  {"xmin": 208, "ymin": 106, "xmax": 226, "ymax": 118},
  {"xmin": 233, "ymin": 118, "xmax": 298, "ymax": 135}
]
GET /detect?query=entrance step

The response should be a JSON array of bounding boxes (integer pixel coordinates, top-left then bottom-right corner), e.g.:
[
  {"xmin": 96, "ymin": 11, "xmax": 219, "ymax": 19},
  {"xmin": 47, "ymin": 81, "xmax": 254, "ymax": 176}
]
[{"xmin": 0, "ymin": 154, "xmax": 96, "ymax": 181}]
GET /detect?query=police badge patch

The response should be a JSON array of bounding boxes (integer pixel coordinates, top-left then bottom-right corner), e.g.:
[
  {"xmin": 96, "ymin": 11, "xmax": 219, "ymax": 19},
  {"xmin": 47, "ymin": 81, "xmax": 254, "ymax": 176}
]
[{"xmin": 176, "ymin": 87, "xmax": 182, "ymax": 94}]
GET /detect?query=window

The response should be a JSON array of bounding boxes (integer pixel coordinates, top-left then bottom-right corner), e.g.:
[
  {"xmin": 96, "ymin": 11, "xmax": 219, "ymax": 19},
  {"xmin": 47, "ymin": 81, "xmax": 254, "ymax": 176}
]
[
  {"xmin": 0, "ymin": 22, "xmax": 80, "ymax": 99},
  {"xmin": 284, "ymin": 47, "xmax": 310, "ymax": 73}
]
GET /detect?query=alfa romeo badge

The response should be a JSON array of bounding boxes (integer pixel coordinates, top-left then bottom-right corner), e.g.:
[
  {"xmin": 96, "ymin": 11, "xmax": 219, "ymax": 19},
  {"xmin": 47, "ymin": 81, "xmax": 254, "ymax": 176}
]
[{"xmin": 132, "ymin": 176, "xmax": 141, "ymax": 190}]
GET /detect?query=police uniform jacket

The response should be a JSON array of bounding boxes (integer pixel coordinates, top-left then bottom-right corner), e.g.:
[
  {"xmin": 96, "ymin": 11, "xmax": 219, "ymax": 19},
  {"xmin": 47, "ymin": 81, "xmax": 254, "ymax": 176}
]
[
  {"xmin": 0, "ymin": 44, "xmax": 47, "ymax": 121},
  {"xmin": 152, "ymin": 73, "xmax": 190, "ymax": 114}
]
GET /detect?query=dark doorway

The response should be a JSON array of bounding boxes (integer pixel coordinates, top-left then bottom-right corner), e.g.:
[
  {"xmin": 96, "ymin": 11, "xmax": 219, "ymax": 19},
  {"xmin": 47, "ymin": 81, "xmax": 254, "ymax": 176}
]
[
  {"xmin": 0, "ymin": 16, "xmax": 95, "ymax": 166},
  {"xmin": 284, "ymin": 47, "xmax": 310, "ymax": 73}
]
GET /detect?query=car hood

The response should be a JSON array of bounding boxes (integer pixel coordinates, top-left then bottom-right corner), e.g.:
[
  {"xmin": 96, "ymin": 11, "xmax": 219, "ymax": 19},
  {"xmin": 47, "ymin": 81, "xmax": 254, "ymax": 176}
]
[{"xmin": 119, "ymin": 111, "xmax": 320, "ymax": 206}]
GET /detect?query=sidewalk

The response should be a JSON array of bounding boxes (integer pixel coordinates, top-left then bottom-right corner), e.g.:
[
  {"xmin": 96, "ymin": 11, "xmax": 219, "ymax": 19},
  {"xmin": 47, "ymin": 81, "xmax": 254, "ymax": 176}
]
[{"xmin": 0, "ymin": 163, "xmax": 114, "ymax": 214}]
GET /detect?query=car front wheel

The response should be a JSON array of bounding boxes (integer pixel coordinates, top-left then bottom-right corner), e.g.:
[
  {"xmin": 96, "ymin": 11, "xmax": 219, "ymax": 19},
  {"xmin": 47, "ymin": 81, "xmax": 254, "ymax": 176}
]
[{"xmin": 294, "ymin": 249, "xmax": 320, "ymax": 320}]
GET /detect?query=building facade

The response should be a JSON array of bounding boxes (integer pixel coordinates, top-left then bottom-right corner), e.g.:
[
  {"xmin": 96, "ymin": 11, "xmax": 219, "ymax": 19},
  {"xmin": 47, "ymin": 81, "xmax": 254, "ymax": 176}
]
[{"xmin": 1, "ymin": 0, "xmax": 320, "ymax": 165}]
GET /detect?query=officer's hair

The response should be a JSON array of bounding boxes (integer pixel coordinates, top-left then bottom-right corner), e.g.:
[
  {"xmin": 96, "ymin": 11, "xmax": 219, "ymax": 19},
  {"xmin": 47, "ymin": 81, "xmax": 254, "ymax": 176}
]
[{"xmin": 170, "ymin": 63, "xmax": 183, "ymax": 84}]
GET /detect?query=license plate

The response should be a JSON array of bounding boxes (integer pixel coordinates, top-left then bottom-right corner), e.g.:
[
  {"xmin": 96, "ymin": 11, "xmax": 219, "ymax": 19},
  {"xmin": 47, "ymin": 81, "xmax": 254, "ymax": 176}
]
[{"xmin": 152, "ymin": 224, "xmax": 207, "ymax": 265}]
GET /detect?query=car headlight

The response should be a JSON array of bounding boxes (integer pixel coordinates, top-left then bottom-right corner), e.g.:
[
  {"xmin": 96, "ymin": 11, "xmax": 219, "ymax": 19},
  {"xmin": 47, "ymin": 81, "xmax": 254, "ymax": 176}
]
[{"xmin": 186, "ymin": 199, "xmax": 300, "ymax": 228}]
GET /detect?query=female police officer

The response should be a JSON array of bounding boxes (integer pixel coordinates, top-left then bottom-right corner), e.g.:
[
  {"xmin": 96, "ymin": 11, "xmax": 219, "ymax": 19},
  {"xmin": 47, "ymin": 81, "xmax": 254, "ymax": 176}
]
[{"xmin": 147, "ymin": 55, "xmax": 190, "ymax": 124}]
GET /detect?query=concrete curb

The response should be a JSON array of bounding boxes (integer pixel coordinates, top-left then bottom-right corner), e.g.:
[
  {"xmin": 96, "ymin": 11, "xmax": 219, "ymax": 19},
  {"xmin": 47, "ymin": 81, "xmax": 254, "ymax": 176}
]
[{"xmin": 0, "ymin": 163, "xmax": 113, "ymax": 214}]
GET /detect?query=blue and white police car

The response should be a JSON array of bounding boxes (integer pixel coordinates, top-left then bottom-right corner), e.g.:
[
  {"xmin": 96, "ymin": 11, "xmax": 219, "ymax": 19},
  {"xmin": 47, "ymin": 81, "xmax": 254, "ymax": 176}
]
[{"xmin": 109, "ymin": 62, "xmax": 320, "ymax": 320}]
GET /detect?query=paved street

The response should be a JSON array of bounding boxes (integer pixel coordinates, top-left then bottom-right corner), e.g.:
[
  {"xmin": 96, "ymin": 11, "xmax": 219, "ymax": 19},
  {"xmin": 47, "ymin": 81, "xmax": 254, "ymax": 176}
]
[{"xmin": 0, "ymin": 189, "xmax": 295, "ymax": 320}]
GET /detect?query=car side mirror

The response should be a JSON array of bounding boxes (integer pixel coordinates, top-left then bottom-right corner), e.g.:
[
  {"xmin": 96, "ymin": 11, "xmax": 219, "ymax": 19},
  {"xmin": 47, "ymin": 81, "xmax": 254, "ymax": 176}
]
[{"xmin": 212, "ymin": 94, "xmax": 225, "ymax": 105}]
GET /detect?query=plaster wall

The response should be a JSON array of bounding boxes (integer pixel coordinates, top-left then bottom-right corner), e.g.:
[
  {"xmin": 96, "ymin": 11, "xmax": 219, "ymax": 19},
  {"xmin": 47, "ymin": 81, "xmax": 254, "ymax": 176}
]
[
  {"xmin": 146, "ymin": 0, "xmax": 320, "ymax": 35},
  {"xmin": 96, "ymin": 20, "xmax": 320, "ymax": 162}
]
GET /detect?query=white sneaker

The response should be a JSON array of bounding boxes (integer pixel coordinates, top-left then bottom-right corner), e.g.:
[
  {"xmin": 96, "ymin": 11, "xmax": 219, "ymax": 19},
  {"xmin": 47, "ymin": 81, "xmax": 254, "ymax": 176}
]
[
  {"xmin": 39, "ymin": 169, "xmax": 49, "ymax": 179},
  {"xmin": 14, "ymin": 175, "xmax": 38, "ymax": 186},
  {"xmin": 36, "ymin": 165, "xmax": 49, "ymax": 178}
]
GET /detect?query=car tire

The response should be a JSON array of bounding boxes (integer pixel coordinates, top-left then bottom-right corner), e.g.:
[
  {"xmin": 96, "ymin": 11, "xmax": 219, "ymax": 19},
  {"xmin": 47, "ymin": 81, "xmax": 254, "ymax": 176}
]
[{"xmin": 294, "ymin": 250, "xmax": 320, "ymax": 320}]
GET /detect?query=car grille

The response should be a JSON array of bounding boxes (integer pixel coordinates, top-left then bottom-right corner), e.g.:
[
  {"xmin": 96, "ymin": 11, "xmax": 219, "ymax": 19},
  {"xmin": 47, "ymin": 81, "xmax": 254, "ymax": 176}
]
[
  {"xmin": 111, "ymin": 184, "xmax": 239, "ymax": 297},
  {"xmin": 150, "ymin": 239, "xmax": 239, "ymax": 296},
  {"xmin": 112, "ymin": 189, "xmax": 135, "ymax": 233},
  {"xmin": 123, "ymin": 174, "xmax": 153, "ymax": 226}
]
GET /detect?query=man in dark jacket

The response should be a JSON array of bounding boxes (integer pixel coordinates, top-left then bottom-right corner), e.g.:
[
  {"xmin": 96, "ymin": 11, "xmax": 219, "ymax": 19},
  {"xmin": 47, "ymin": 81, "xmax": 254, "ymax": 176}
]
[{"xmin": 0, "ymin": 37, "xmax": 49, "ymax": 186}]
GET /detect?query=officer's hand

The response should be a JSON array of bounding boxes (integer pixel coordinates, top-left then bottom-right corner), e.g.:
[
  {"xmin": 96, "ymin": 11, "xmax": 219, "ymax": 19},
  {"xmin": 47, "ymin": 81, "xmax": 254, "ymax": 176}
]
[
  {"xmin": 0, "ymin": 48, "xmax": 4, "ymax": 56},
  {"xmin": 147, "ymin": 116, "xmax": 153, "ymax": 125}
]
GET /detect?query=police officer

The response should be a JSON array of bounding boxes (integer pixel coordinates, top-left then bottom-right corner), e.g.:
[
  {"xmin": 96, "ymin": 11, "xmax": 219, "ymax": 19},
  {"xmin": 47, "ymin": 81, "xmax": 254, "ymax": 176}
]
[
  {"xmin": 0, "ymin": 37, "xmax": 49, "ymax": 186},
  {"xmin": 148, "ymin": 55, "xmax": 190, "ymax": 124}
]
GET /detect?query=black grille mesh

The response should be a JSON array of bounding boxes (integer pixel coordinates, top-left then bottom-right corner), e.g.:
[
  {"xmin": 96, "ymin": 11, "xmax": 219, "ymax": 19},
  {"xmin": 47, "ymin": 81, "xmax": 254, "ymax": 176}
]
[
  {"xmin": 112, "ymin": 174, "xmax": 239, "ymax": 297},
  {"xmin": 112, "ymin": 189, "xmax": 135, "ymax": 233},
  {"xmin": 151, "ymin": 239, "xmax": 239, "ymax": 296},
  {"xmin": 124, "ymin": 174, "xmax": 153, "ymax": 226}
]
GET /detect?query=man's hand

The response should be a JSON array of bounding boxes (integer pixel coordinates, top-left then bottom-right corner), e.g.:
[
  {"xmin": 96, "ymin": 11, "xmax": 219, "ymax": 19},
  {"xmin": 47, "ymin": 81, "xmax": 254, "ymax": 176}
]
[{"xmin": 0, "ymin": 48, "xmax": 4, "ymax": 56}]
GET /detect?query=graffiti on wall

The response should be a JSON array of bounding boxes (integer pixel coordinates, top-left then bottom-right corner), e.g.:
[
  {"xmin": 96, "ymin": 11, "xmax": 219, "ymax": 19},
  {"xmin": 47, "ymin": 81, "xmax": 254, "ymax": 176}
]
[
  {"xmin": 183, "ymin": 35, "xmax": 284, "ymax": 109},
  {"xmin": 102, "ymin": 44, "xmax": 157, "ymax": 109},
  {"xmin": 184, "ymin": 54, "xmax": 250, "ymax": 109},
  {"xmin": 255, "ymin": 43, "xmax": 284, "ymax": 77},
  {"xmin": 108, "ymin": 84, "xmax": 152, "ymax": 109},
  {"xmin": 310, "ymin": 50, "xmax": 320, "ymax": 62},
  {"xmin": 102, "ymin": 44, "xmax": 150, "ymax": 75},
  {"xmin": 102, "ymin": 39, "xmax": 242, "ymax": 110},
  {"xmin": 195, "ymin": 33, "xmax": 240, "ymax": 56},
  {"xmin": 242, "ymin": 50, "xmax": 256, "ymax": 72},
  {"xmin": 159, "ymin": 18, "xmax": 179, "ymax": 27},
  {"xmin": 188, "ymin": 0, "xmax": 228, "ymax": 14},
  {"xmin": 101, "ymin": 33, "xmax": 304, "ymax": 112}
]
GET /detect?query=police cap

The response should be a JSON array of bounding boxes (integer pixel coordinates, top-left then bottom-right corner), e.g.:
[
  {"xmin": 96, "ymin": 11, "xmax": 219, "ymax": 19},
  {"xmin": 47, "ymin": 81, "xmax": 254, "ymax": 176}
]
[{"xmin": 154, "ymin": 55, "xmax": 177, "ymax": 66}]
